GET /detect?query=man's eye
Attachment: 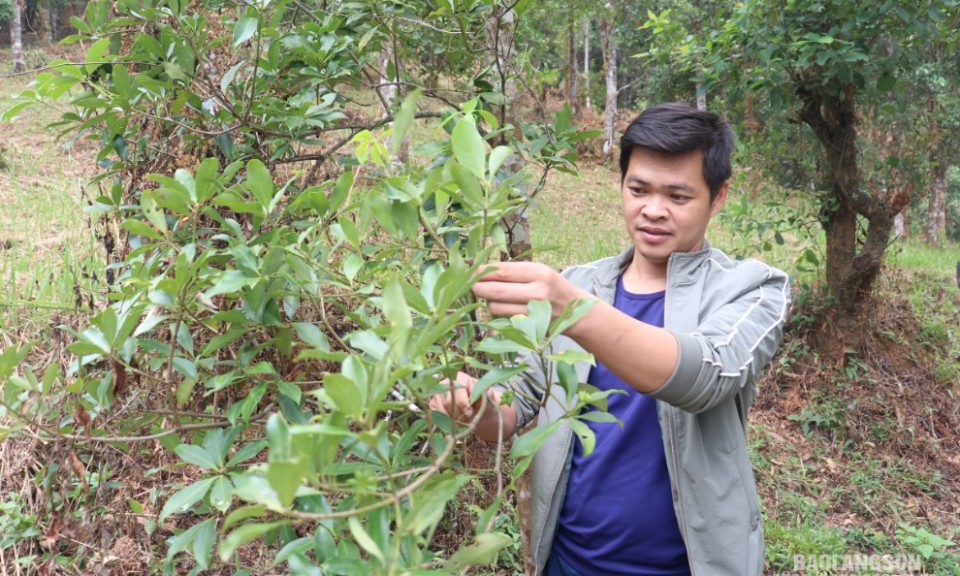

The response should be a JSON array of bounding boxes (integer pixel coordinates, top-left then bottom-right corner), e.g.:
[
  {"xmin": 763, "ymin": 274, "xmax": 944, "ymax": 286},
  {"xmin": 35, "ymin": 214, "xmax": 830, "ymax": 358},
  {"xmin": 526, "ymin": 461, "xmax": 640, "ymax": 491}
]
[
  {"xmin": 630, "ymin": 188, "xmax": 646, "ymax": 195},
  {"xmin": 672, "ymin": 195, "xmax": 690, "ymax": 202}
]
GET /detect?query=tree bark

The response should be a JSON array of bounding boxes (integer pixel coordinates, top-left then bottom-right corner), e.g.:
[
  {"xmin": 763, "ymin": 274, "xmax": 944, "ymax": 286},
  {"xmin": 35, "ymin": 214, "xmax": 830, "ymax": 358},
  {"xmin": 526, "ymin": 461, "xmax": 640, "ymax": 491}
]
[
  {"xmin": 599, "ymin": 17, "xmax": 617, "ymax": 160},
  {"xmin": 797, "ymin": 83, "xmax": 894, "ymax": 348},
  {"xmin": 39, "ymin": 3, "xmax": 53, "ymax": 45},
  {"xmin": 483, "ymin": 6, "xmax": 529, "ymax": 261},
  {"xmin": 486, "ymin": 5, "xmax": 517, "ymax": 139},
  {"xmin": 566, "ymin": 15, "xmax": 579, "ymax": 118},
  {"xmin": 583, "ymin": 20, "xmax": 590, "ymax": 110},
  {"xmin": 893, "ymin": 213, "xmax": 905, "ymax": 239},
  {"xmin": 48, "ymin": 5, "xmax": 58, "ymax": 43},
  {"xmin": 926, "ymin": 145, "xmax": 947, "ymax": 246},
  {"xmin": 695, "ymin": 80, "xmax": 707, "ymax": 111},
  {"xmin": 11, "ymin": 2, "xmax": 26, "ymax": 73},
  {"xmin": 378, "ymin": 43, "xmax": 409, "ymax": 164}
]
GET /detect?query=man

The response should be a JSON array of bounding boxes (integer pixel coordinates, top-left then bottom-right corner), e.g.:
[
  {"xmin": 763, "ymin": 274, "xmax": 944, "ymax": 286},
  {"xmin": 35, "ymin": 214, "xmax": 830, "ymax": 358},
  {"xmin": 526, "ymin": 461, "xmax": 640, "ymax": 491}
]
[{"xmin": 430, "ymin": 103, "xmax": 790, "ymax": 576}]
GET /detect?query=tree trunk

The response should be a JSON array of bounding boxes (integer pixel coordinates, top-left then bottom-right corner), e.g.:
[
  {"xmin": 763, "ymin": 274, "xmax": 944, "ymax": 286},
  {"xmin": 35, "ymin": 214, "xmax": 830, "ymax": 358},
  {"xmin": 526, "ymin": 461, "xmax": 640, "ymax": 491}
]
[
  {"xmin": 695, "ymin": 80, "xmax": 707, "ymax": 111},
  {"xmin": 483, "ymin": 7, "xmax": 529, "ymax": 261},
  {"xmin": 486, "ymin": 6, "xmax": 517, "ymax": 140},
  {"xmin": 39, "ymin": 4, "xmax": 53, "ymax": 45},
  {"xmin": 48, "ymin": 5, "xmax": 58, "ymax": 43},
  {"xmin": 583, "ymin": 20, "xmax": 590, "ymax": 110},
  {"xmin": 798, "ymin": 84, "xmax": 894, "ymax": 349},
  {"xmin": 11, "ymin": 2, "xmax": 26, "ymax": 73},
  {"xmin": 925, "ymin": 147, "xmax": 947, "ymax": 246},
  {"xmin": 599, "ymin": 17, "xmax": 617, "ymax": 160},
  {"xmin": 378, "ymin": 45, "xmax": 409, "ymax": 164},
  {"xmin": 893, "ymin": 213, "xmax": 905, "ymax": 239},
  {"xmin": 566, "ymin": 15, "xmax": 579, "ymax": 118}
]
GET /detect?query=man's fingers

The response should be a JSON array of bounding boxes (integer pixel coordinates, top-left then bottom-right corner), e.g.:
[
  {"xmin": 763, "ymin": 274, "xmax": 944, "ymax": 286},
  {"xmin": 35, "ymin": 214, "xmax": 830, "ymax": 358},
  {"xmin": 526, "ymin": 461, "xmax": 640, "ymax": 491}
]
[
  {"xmin": 429, "ymin": 373, "xmax": 479, "ymax": 419},
  {"xmin": 486, "ymin": 302, "xmax": 530, "ymax": 317}
]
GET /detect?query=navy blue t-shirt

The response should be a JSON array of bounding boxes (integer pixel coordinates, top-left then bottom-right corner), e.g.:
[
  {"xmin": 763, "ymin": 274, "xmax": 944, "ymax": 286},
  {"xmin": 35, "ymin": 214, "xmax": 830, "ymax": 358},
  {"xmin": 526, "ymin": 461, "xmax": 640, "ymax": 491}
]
[{"xmin": 551, "ymin": 276, "xmax": 690, "ymax": 575}]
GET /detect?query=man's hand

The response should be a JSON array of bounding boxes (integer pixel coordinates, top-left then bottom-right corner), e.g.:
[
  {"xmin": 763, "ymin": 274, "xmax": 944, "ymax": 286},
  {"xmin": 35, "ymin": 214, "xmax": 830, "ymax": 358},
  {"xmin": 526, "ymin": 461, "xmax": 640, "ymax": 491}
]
[
  {"xmin": 473, "ymin": 261, "xmax": 679, "ymax": 394},
  {"xmin": 428, "ymin": 371, "xmax": 516, "ymax": 442},
  {"xmin": 471, "ymin": 262, "xmax": 593, "ymax": 325}
]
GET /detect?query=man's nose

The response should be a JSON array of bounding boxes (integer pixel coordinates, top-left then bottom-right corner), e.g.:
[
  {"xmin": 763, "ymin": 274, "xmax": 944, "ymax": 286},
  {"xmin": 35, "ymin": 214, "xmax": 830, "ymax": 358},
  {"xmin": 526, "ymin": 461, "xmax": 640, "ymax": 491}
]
[{"xmin": 640, "ymin": 194, "xmax": 668, "ymax": 219}]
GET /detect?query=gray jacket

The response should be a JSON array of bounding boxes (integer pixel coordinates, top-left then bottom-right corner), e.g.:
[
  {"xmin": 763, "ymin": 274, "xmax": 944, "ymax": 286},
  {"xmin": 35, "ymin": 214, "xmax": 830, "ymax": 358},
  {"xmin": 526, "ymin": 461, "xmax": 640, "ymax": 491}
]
[{"xmin": 506, "ymin": 243, "xmax": 791, "ymax": 576}]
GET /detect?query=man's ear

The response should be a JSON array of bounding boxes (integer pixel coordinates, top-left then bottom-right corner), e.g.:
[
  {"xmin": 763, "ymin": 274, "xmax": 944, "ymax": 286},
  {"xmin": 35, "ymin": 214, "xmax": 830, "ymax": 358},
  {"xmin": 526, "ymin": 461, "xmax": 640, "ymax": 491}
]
[{"xmin": 709, "ymin": 181, "xmax": 729, "ymax": 217}]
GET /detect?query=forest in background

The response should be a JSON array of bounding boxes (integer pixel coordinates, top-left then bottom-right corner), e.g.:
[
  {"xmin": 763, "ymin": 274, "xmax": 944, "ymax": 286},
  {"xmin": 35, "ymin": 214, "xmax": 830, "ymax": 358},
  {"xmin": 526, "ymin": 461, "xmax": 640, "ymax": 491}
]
[{"xmin": 1, "ymin": 0, "xmax": 959, "ymax": 574}]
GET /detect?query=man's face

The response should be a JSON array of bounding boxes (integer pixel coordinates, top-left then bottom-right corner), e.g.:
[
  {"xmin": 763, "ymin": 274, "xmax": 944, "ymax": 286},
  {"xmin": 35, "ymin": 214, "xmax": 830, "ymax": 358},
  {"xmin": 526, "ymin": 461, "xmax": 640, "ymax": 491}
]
[{"xmin": 621, "ymin": 147, "xmax": 727, "ymax": 269}]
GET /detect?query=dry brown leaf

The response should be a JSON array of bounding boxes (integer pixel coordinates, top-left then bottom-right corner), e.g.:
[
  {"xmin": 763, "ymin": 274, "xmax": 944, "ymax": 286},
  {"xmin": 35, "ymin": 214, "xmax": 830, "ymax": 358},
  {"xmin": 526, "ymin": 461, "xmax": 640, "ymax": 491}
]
[{"xmin": 67, "ymin": 450, "xmax": 89, "ymax": 492}]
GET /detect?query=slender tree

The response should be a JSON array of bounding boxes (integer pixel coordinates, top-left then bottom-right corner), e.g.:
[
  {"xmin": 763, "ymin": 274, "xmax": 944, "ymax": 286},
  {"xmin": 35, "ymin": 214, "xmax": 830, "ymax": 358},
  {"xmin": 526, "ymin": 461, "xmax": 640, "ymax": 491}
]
[
  {"xmin": 599, "ymin": 3, "xmax": 618, "ymax": 159},
  {"xmin": 583, "ymin": 19, "xmax": 590, "ymax": 110},
  {"xmin": 566, "ymin": 11, "xmax": 579, "ymax": 118},
  {"xmin": 10, "ymin": 0, "xmax": 25, "ymax": 73}
]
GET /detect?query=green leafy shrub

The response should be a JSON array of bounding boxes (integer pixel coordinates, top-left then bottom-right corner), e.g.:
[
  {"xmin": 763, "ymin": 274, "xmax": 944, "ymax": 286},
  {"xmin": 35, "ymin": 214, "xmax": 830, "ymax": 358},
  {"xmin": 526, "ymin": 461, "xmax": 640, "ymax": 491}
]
[{"xmin": 0, "ymin": 0, "xmax": 604, "ymax": 573}]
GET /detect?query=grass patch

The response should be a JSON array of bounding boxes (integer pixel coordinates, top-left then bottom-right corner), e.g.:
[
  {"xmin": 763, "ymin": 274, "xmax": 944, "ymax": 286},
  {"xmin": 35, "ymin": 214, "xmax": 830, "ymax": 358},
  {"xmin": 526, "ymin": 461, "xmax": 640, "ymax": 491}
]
[
  {"xmin": 529, "ymin": 162, "xmax": 625, "ymax": 269},
  {"xmin": 0, "ymin": 66, "xmax": 104, "ymax": 333}
]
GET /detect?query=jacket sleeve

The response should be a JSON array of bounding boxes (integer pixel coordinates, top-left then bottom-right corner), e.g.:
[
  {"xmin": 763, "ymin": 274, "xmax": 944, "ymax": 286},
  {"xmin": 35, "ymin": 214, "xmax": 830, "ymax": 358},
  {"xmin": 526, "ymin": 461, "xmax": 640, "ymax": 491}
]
[{"xmin": 649, "ymin": 260, "xmax": 791, "ymax": 414}]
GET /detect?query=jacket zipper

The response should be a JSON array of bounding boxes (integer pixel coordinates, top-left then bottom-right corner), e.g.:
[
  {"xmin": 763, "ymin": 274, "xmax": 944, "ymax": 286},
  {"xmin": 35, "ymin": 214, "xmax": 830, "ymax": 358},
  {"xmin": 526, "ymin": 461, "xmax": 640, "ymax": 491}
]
[
  {"xmin": 532, "ymin": 430, "xmax": 573, "ymax": 572},
  {"xmin": 667, "ymin": 405, "xmax": 696, "ymax": 576}
]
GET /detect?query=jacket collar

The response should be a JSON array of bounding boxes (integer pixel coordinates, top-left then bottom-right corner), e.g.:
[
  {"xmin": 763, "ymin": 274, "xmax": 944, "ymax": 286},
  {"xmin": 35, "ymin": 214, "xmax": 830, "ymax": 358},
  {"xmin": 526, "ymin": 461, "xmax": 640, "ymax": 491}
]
[{"xmin": 593, "ymin": 240, "xmax": 713, "ymax": 299}]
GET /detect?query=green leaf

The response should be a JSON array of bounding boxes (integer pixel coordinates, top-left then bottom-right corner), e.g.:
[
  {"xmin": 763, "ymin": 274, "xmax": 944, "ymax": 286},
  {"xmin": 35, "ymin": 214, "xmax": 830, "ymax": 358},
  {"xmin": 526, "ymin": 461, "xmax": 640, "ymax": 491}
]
[
  {"xmin": 556, "ymin": 361, "xmax": 579, "ymax": 403},
  {"xmin": 266, "ymin": 413, "xmax": 290, "ymax": 460},
  {"xmin": 323, "ymin": 373, "xmax": 364, "ymax": 419},
  {"xmin": 122, "ymin": 218, "xmax": 164, "ymax": 241},
  {"xmin": 443, "ymin": 532, "xmax": 512, "ymax": 572},
  {"xmin": 221, "ymin": 504, "xmax": 266, "ymax": 532},
  {"xmin": 450, "ymin": 162, "xmax": 484, "ymax": 208},
  {"xmin": 294, "ymin": 323, "xmax": 329, "ymax": 350},
  {"xmin": 555, "ymin": 103, "xmax": 572, "ymax": 132},
  {"xmin": 246, "ymin": 159, "xmax": 275, "ymax": 209},
  {"xmin": 278, "ymin": 381, "xmax": 302, "ymax": 403},
  {"xmin": 134, "ymin": 313, "xmax": 168, "ymax": 337},
  {"xmin": 206, "ymin": 269, "xmax": 258, "ymax": 297},
  {"xmin": 391, "ymin": 89, "xmax": 421, "ymax": 155},
  {"xmin": 476, "ymin": 337, "xmax": 528, "ymax": 355},
  {"xmin": 545, "ymin": 350, "xmax": 595, "ymax": 366},
  {"xmin": 226, "ymin": 440, "xmax": 267, "ymax": 468},
  {"xmin": 166, "ymin": 518, "xmax": 217, "ymax": 567},
  {"xmin": 451, "ymin": 116, "xmax": 486, "ymax": 179},
  {"xmin": 469, "ymin": 366, "xmax": 528, "ymax": 403},
  {"xmin": 39, "ymin": 364, "xmax": 59, "ymax": 395},
  {"xmin": 381, "ymin": 280, "xmax": 412, "ymax": 331},
  {"xmin": 569, "ymin": 419, "xmax": 597, "ymax": 457},
  {"xmin": 234, "ymin": 16, "xmax": 259, "ymax": 47},
  {"xmin": 175, "ymin": 444, "xmax": 219, "ymax": 470},
  {"xmin": 487, "ymin": 145, "xmax": 513, "ymax": 177},
  {"xmin": 159, "ymin": 477, "xmax": 216, "ymax": 522},
  {"xmin": 84, "ymin": 38, "xmax": 112, "ymax": 73},
  {"xmin": 578, "ymin": 411, "xmax": 620, "ymax": 425},
  {"xmin": 192, "ymin": 515, "xmax": 217, "ymax": 569},
  {"xmin": 219, "ymin": 521, "xmax": 289, "ymax": 561},
  {"xmin": 348, "ymin": 516, "xmax": 385, "ymax": 564},
  {"xmin": 209, "ymin": 476, "xmax": 234, "ymax": 513},
  {"xmin": 78, "ymin": 327, "xmax": 111, "ymax": 354},
  {"xmin": 509, "ymin": 420, "xmax": 562, "ymax": 460},
  {"xmin": 550, "ymin": 298, "xmax": 596, "ymax": 337},
  {"xmin": 172, "ymin": 356, "xmax": 198, "ymax": 380},
  {"xmin": 220, "ymin": 61, "xmax": 246, "ymax": 93},
  {"xmin": 266, "ymin": 457, "xmax": 309, "ymax": 508},
  {"xmin": 0, "ymin": 342, "xmax": 33, "ymax": 381},
  {"xmin": 408, "ymin": 473, "xmax": 470, "ymax": 534}
]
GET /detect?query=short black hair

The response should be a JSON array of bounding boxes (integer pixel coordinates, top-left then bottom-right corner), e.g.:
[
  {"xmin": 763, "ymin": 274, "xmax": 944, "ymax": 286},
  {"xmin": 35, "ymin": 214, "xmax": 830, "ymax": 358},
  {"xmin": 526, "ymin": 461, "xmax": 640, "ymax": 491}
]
[{"xmin": 619, "ymin": 103, "xmax": 735, "ymax": 201}]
